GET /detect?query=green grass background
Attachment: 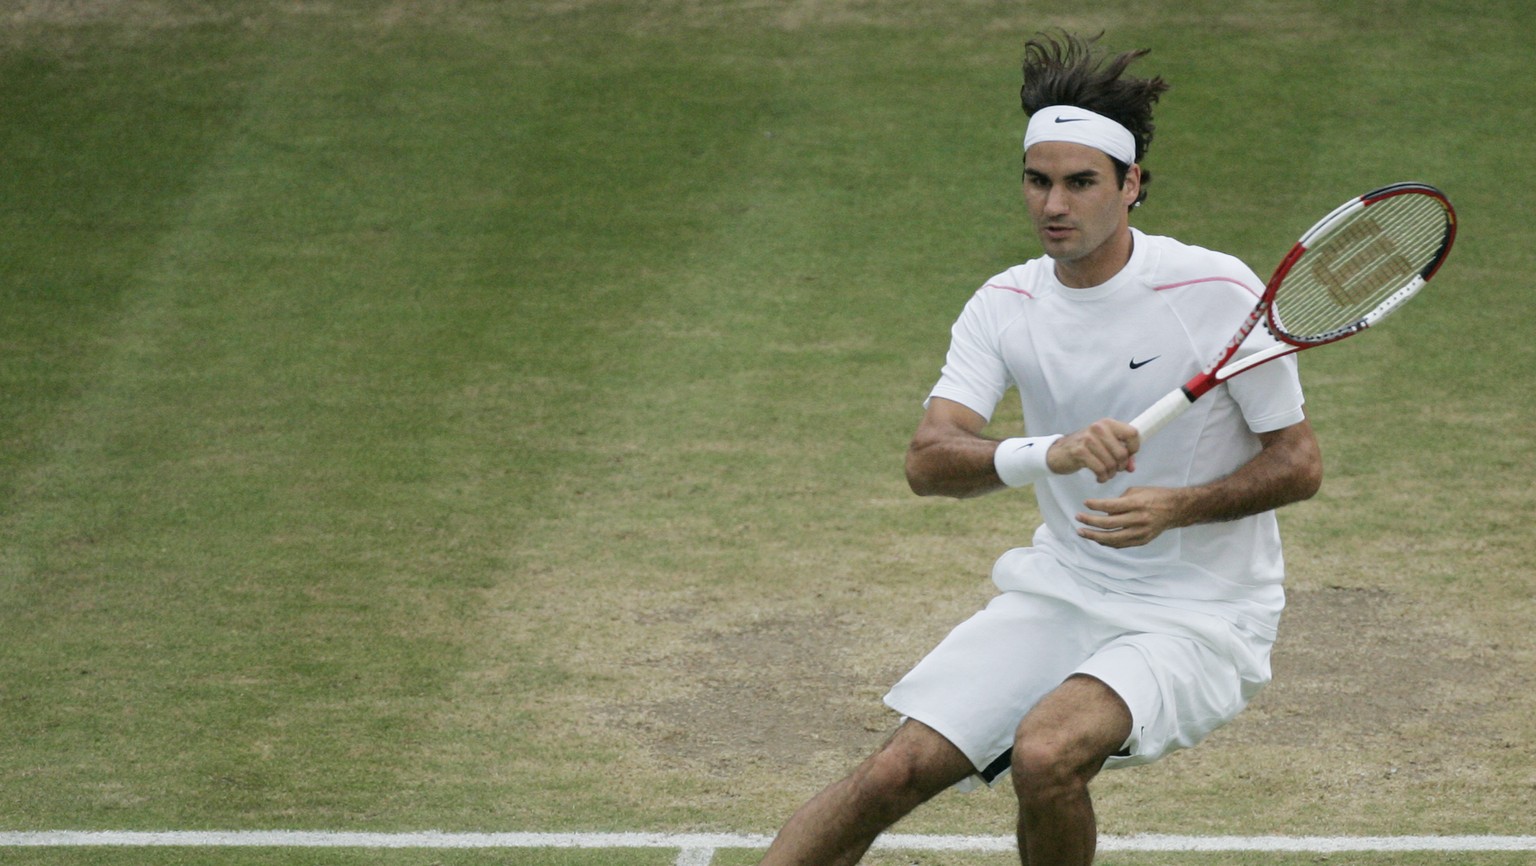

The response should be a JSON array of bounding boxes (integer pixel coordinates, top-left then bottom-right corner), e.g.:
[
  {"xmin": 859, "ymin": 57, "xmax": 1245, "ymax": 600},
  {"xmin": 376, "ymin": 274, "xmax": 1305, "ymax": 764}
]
[{"xmin": 2, "ymin": 1, "xmax": 1532, "ymax": 864}]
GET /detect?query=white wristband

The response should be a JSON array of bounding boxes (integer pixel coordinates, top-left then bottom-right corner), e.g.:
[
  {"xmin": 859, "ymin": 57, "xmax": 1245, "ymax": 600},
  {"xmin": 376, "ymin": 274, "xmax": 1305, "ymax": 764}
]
[{"xmin": 993, "ymin": 435, "xmax": 1062, "ymax": 488}]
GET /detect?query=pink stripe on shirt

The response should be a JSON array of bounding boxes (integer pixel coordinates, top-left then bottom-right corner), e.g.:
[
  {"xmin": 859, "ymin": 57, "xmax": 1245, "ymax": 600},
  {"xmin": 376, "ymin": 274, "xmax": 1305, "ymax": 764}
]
[
  {"xmin": 984, "ymin": 283, "xmax": 1035, "ymax": 298},
  {"xmin": 1152, "ymin": 276, "xmax": 1262, "ymax": 298}
]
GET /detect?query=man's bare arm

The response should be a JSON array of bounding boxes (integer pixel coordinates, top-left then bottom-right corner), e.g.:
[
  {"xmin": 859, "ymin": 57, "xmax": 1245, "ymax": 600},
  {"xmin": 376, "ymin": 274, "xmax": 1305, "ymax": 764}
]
[
  {"xmin": 907, "ymin": 398, "xmax": 1147, "ymax": 499},
  {"xmin": 1075, "ymin": 418, "xmax": 1323, "ymax": 548},
  {"xmin": 904, "ymin": 398, "xmax": 1009, "ymax": 499}
]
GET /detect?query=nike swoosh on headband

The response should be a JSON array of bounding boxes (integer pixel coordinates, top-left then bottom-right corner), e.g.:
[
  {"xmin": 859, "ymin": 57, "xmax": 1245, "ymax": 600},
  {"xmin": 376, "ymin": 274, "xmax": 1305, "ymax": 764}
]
[{"xmin": 1025, "ymin": 106, "xmax": 1137, "ymax": 165}]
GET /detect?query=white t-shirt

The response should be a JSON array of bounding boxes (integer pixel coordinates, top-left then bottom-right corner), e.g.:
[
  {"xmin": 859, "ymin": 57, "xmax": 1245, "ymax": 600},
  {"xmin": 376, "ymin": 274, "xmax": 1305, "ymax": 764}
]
[{"xmin": 928, "ymin": 229, "xmax": 1306, "ymax": 627}]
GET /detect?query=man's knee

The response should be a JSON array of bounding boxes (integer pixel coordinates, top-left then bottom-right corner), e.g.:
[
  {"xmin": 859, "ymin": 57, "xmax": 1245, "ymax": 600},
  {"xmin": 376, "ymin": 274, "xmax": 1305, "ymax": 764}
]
[
  {"xmin": 1008, "ymin": 732, "xmax": 1087, "ymax": 803},
  {"xmin": 846, "ymin": 751, "xmax": 923, "ymax": 818},
  {"xmin": 1009, "ymin": 677, "xmax": 1131, "ymax": 803},
  {"xmin": 848, "ymin": 721, "xmax": 971, "ymax": 818}
]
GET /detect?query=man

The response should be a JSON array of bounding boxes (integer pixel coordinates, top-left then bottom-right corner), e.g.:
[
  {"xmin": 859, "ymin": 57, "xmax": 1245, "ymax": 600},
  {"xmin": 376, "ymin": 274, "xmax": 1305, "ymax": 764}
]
[{"xmin": 758, "ymin": 32, "xmax": 1324, "ymax": 866}]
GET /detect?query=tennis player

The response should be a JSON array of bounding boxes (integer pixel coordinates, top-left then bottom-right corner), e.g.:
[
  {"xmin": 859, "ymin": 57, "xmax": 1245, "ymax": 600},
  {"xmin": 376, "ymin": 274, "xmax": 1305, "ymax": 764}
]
[{"xmin": 757, "ymin": 32, "xmax": 1324, "ymax": 866}]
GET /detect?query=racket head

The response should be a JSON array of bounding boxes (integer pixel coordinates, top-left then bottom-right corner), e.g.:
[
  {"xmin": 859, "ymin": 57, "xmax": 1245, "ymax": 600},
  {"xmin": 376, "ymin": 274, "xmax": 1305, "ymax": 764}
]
[{"xmin": 1265, "ymin": 183, "xmax": 1456, "ymax": 346}]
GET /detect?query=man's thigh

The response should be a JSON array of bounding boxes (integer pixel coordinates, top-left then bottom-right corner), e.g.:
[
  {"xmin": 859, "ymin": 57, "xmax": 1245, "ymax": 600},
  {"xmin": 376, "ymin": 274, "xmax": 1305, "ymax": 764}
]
[
  {"xmin": 866, "ymin": 718, "xmax": 978, "ymax": 793},
  {"xmin": 883, "ymin": 590, "xmax": 1106, "ymax": 777},
  {"xmin": 1012, "ymin": 674, "xmax": 1133, "ymax": 776}
]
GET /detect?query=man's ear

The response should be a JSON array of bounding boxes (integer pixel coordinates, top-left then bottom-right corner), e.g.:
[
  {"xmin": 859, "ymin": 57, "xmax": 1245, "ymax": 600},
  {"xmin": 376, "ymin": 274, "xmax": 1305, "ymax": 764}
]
[{"xmin": 1122, "ymin": 163, "xmax": 1143, "ymax": 209}]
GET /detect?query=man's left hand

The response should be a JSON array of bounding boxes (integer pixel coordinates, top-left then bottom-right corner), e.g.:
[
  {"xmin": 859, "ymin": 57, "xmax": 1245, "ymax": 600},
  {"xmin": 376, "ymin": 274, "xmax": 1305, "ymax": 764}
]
[{"xmin": 1076, "ymin": 486, "xmax": 1191, "ymax": 549}]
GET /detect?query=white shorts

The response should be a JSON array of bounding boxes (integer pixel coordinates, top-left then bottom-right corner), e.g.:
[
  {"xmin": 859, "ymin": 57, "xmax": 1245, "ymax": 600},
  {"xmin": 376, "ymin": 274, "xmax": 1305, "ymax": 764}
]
[{"xmin": 883, "ymin": 548, "xmax": 1275, "ymax": 788}]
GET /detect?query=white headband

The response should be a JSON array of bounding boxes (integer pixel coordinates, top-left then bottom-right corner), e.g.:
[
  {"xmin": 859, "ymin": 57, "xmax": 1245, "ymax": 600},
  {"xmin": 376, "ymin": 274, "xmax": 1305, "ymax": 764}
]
[{"xmin": 1023, "ymin": 105, "xmax": 1137, "ymax": 165}]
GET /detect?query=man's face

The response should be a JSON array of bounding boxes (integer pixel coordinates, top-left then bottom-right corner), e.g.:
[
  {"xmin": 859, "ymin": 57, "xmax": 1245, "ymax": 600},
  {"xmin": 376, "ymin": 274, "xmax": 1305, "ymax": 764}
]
[{"xmin": 1023, "ymin": 141, "xmax": 1141, "ymax": 286}]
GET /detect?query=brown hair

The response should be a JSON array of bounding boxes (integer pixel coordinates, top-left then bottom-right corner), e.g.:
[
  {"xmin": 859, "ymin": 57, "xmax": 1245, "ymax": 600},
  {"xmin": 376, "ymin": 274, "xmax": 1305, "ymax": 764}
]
[{"xmin": 1021, "ymin": 31, "xmax": 1169, "ymax": 207}]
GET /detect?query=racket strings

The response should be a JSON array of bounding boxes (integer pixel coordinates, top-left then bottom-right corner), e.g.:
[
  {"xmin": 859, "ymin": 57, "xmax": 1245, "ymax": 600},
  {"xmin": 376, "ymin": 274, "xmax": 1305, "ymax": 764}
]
[{"xmin": 1271, "ymin": 194, "xmax": 1450, "ymax": 343}]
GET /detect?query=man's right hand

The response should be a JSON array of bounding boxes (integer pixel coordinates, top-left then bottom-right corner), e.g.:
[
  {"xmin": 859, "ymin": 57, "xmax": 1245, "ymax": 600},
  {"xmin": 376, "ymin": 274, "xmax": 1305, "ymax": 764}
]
[{"xmin": 1047, "ymin": 419, "xmax": 1141, "ymax": 483}]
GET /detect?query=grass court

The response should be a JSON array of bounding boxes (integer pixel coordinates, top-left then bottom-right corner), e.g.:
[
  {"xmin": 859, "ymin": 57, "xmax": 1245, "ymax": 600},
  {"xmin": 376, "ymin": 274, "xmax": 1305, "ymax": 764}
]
[{"xmin": 2, "ymin": 1, "xmax": 1532, "ymax": 863}]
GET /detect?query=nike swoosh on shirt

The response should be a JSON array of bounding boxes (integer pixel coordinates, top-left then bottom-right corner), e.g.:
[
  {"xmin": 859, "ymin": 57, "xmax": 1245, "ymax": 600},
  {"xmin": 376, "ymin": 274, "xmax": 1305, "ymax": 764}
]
[
  {"xmin": 1053, "ymin": 117, "xmax": 1089, "ymax": 123},
  {"xmin": 1128, "ymin": 356, "xmax": 1160, "ymax": 369}
]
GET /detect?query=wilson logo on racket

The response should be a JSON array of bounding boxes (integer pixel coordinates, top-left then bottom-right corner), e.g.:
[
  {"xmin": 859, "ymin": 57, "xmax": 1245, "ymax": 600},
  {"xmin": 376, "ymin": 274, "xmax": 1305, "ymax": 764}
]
[
  {"xmin": 1309, "ymin": 217, "xmax": 1416, "ymax": 306},
  {"xmin": 1131, "ymin": 182, "xmax": 1457, "ymax": 443}
]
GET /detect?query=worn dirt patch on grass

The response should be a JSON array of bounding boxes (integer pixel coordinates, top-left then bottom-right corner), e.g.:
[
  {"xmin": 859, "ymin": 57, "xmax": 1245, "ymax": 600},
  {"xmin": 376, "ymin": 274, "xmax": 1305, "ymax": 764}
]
[{"xmin": 621, "ymin": 574, "xmax": 1530, "ymax": 832}]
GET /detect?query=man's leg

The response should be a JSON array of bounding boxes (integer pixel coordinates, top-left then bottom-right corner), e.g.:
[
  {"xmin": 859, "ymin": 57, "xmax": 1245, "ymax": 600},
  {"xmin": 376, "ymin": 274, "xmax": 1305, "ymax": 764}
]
[
  {"xmin": 758, "ymin": 719, "xmax": 976, "ymax": 866},
  {"xmin": 1010, "ymin": 674, "xmax": 1133, "ymax": 866}
]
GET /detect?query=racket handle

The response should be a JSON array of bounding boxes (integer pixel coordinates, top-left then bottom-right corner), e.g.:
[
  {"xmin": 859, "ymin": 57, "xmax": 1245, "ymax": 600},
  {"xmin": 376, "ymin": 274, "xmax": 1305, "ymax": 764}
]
[{"xmin": 1130, "ymin": 388, "xmax": 1195, "ymax": 442}]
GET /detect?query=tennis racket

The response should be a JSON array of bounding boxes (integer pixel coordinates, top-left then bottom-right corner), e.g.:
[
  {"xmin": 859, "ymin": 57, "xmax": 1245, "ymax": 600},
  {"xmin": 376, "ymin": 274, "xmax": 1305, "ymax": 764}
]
[{"xmin": 1130, "ymin": 182, "xmax": 1457, "ymax": 441}]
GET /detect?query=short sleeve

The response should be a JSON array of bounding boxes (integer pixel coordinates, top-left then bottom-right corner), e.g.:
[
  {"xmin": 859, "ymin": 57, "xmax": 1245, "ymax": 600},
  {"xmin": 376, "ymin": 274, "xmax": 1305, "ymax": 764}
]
[
  {"xmin": 1226, "ymin": 345, "xmax": 1307, "ymax": 433},
  {"xmin": 924, "ymin": 289, "xmax": 1016, "ymax": 422}
]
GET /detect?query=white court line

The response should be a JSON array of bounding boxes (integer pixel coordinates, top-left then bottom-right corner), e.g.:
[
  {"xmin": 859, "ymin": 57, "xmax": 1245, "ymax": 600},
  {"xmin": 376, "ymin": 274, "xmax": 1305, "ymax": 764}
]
[
  {"xmin": 2, "ymin": 831, "xmax": 1535, "ymax": 852},
  {"xmin": 674, "ymin": 848, "xmax": 719, "ymax": 866}
]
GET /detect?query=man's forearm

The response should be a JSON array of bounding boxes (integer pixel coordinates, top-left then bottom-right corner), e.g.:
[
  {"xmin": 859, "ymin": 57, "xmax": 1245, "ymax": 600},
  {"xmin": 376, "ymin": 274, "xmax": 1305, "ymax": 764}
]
[
  {"xmin": 1075, "ymin": 420, "xmax": 1323, "ymax": 549},
  {"xmin": 1173, "ymin": 421, "xmax": 1323, "ymax": 526},
  {"xmin": 905, "ymin": 434, "xmax": 1008, "ymax": 499}
]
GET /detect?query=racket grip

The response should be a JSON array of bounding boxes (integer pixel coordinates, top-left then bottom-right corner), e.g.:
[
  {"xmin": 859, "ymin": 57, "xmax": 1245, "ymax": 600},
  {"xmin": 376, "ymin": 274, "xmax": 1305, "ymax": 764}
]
[{"xmin": 1130, "ymin": 388, "xmax": 1194, "ymax": 442}]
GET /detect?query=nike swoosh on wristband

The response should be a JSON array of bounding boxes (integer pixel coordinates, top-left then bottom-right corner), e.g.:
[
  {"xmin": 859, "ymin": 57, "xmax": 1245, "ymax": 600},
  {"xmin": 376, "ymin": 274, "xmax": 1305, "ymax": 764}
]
[{"xmin": 1128, "ymin": 356, "xmax": 1160, "ymax": 369}]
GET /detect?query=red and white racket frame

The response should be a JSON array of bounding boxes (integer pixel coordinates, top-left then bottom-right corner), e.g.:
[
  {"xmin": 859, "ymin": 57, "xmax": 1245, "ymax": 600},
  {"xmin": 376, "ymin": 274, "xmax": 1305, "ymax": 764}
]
[{"xmin": 1131, "ymin": 183, "xmax": 1456, "ymax": 441}]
